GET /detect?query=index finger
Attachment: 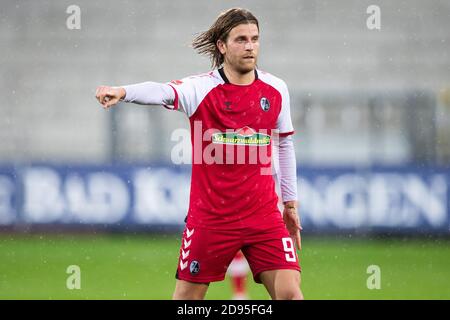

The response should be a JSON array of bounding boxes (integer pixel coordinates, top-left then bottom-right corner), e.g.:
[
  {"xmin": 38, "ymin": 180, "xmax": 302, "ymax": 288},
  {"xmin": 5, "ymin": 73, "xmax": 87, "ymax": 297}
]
[{"xmin": 96, "ymin": 86, "xmax": 106, "ymax": 104}]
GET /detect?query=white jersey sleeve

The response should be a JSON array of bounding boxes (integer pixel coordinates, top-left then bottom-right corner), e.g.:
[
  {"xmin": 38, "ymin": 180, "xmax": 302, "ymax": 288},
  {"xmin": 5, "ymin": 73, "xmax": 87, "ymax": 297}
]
[
  {"xmin": 122, "ymin": 82, "xmax": 175, "ymax": 108},
  {"xmin": 166, "ymin": 71, "xmax": 223, "ymax": 117},
  {"xmin": 257, "ymin": 71, "xmax": 295, "ymax": 136},
  {"xmin": 276, "ymin": 81, "xmax": 295, "ymax": 136},
  {"xmin": 278, "ymin": 135, "xmax": 298, "ymax": 202}
]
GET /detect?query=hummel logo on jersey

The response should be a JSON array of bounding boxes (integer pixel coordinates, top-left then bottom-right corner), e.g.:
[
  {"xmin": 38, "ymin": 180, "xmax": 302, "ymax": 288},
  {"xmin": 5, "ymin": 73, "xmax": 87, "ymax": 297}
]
[
  {"xmin": 180, "ymin": 260, "xmax": 188, "ymax": 271},
  {"xmin": 180, "ymin": 227, "xmax": 194, "ymax": 272},
  {"xmin": 186, "ymin": 228, "xmax": 194, "ymax": 238},
  {"xmin": 170, "ymin": 79, "xmax": 183, "ymax": 85},
  {"xmin": 224, "ymin": 101, "xmax": 232, "ymax": 110},
  {"xmin": 182, "ymin": 249, "xmax": 190, "ymax": 260}
]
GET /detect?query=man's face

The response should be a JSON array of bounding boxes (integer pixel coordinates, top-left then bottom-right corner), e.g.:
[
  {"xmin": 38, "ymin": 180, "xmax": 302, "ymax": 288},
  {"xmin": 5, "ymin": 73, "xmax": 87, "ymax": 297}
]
[{"xmin": 218, "ymin": 23, "xmax": 259, "ymax": 73}]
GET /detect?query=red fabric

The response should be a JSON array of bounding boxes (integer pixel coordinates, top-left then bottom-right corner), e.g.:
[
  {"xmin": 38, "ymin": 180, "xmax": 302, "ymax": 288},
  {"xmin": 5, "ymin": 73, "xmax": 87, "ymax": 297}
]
[
  {"xmin": 279, "ymin": 130, "xmax": 295, "ymax": 137},
  {"xmin": 234, "ymin": 250, "xmax": 245, "ymax": 260},
  {"xmin": 176, "ymin": 221, "xmax": 301, "ymax": 284},
  {"xmin": 186, "ymin": 79, "xmax": 285, "ymax": 230},
  {"xmin": 231, "ymin": 275, "xmax": 247, "ymax": 294}
]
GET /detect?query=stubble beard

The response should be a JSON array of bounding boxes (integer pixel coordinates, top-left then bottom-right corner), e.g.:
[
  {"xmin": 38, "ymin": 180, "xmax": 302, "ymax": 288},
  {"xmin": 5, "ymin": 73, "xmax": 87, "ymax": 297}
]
[{"xmin": 235, "ymin": 57, "xmax": 257, "ymax": 74}]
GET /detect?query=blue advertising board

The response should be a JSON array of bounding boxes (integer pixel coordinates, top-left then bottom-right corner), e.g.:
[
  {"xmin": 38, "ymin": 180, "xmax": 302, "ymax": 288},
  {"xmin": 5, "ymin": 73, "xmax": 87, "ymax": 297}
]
[{"xmin": 0, "ymin": 164, "xmax": 448, "ymax": 233}]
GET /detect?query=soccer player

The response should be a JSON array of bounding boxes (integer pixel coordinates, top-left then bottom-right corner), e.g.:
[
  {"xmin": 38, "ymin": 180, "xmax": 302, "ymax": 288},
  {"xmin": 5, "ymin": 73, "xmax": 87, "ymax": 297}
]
[
  {"xmin": 95, "ymin": 8, "xmax": 303, "ymax": 300},
  {"xmin": 227, "ymin": 250, "xmax": 250, "ymax": 300}
]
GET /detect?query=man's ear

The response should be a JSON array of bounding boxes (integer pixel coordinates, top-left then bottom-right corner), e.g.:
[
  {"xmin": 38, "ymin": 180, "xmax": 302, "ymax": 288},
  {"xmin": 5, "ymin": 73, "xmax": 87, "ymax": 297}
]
[{"xmin": 217, "ymin": 39, "xmax": 226, "ymax": 55}]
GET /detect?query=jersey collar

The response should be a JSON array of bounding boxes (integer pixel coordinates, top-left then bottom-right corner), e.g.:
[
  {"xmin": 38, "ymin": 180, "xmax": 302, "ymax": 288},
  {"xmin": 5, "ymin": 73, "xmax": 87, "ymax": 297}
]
[{"xmin": 218, "ymin": 67, "xmax": 258, "ymax": 84}]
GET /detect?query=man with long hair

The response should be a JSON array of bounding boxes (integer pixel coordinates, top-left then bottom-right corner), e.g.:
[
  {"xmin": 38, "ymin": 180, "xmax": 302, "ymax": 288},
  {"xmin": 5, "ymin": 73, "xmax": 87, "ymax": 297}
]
[{"xmin": 95, "ymin": 8, "xmax": 303, "ymax": 300}]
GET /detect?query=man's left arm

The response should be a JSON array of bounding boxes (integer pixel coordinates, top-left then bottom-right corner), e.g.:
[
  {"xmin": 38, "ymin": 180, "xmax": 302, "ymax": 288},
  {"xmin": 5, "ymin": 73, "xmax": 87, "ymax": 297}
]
[{"xmin": 278, "ymin": 135, "xmax": 302, "ymax": 250}]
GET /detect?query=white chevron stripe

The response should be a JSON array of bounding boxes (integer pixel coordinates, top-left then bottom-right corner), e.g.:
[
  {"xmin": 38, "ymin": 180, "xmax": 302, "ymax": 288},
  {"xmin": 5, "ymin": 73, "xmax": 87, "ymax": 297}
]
[
  {"xmin": 184, "ymin": 239, "xmax": 191, "ymax": 249},
  {"xmin": 180, "ymin": 260, "xmax": 188, "ymax": 270},
  {"xmin": 186, "ymin": 228, "xmax": 194, "ymax": 238},
  {"xmin": 182, "ymin": 249, "xmax": 190, "ymax": 260}
]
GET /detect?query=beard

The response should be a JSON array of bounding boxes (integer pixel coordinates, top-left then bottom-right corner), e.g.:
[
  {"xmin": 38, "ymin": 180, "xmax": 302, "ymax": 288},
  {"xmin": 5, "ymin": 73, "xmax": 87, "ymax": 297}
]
[
  {"xmin": 226, "ymin": 55, "xmax": 257, "ymax": 74},
  {"xmin": 236, "ymin": 58, "xmax": 256, "ymax": 74}
]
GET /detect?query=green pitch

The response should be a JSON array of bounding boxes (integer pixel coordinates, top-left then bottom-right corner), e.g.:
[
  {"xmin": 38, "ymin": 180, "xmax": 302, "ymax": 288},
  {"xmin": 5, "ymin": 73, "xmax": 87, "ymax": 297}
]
[{"xmin": 1, "ymin": 233, "xmax": 450, "ymax": 299}]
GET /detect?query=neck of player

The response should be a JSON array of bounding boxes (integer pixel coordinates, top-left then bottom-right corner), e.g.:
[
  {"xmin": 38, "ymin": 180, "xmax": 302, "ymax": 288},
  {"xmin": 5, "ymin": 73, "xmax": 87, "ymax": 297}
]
[{"xmin": 223, "ymin": 64, "xmax": 255, "ymax": 85}]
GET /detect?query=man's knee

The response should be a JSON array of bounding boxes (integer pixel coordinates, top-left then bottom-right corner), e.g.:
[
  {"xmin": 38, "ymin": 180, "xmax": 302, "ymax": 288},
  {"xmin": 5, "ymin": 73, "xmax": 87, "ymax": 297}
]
[
  {"xmin": 275, "ymin": 286, "xmax": 304, "ymax": 300},
  {"xmin": 274, "ymin": 271, "xmax": 303, "ymax": 300}
]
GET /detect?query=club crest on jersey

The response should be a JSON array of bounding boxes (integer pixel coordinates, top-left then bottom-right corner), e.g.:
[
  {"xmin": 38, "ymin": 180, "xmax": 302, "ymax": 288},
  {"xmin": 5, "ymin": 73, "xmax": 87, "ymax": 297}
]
[
  {"xmin": 260, "ymin": 97, "xmax": 270, "ymax": 111},
  {"xmin": 190, "ymin": 260, "xmax": 200, "ymax": 275},
  {"xmin": 212, "ymin": 126, "xmax": 271, "ymax": 146}
]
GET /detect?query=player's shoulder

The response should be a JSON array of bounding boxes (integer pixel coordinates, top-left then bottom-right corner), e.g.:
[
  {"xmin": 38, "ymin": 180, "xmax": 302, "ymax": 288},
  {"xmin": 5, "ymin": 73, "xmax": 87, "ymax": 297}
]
[
  {"xmin": 170, "ymin": 70, "xmax": 223, "ymax": 88},
  {"xmin": 257, "ymin": 69, "xmax": 289, "ymax": 93}
]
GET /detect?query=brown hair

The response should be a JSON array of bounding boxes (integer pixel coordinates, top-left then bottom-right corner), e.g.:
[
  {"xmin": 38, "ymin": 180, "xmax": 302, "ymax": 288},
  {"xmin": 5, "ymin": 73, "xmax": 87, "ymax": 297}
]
[{"xmin": 192, "ymin": 8, "xmax": 259, "ymax": 69}]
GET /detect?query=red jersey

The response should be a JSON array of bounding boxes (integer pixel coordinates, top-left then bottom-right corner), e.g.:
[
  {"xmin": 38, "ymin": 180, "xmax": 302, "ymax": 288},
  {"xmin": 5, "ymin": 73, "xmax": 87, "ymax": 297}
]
[{"xmin": 168, "ymin": 68, "xmax": 294, "ymax": 230}]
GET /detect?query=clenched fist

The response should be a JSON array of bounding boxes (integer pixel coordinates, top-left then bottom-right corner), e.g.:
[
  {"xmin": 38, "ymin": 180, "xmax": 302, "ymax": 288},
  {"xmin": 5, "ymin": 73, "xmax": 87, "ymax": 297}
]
[{"xmin": 95, "ymin": 86, "xmax": 126, "ymax": 109}]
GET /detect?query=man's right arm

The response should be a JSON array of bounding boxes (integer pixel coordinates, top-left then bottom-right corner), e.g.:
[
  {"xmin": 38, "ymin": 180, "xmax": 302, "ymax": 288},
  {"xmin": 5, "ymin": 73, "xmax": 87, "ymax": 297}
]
[{"xmin": 95, "ymin": 82, "xmax": 175, "ymax": 109}]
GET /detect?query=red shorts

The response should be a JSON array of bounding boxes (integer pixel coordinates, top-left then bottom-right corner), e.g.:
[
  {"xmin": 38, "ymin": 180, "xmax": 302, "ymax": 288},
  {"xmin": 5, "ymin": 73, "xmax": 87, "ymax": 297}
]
[{"xmin": 175, "ymin": 221, "xmax": 301, "ymax": 284}]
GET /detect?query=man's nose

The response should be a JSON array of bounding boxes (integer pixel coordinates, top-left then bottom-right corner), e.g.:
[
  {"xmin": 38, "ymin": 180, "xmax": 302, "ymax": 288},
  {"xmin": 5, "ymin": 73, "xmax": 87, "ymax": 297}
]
[{"xmin": 244, "ymin": 41, "xmax": 253, "ymax": 50}]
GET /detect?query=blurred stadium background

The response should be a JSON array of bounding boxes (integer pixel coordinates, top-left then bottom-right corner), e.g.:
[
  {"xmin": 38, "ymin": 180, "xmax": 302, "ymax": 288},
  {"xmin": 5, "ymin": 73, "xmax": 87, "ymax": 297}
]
[{"xmin": 1, "ymin": 0, "xmax": 450, "ymax": 299}]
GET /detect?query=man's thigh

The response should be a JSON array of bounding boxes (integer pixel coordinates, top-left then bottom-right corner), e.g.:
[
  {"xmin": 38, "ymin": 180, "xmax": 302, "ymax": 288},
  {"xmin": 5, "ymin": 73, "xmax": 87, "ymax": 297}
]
[{"xmin": 242, "ymin": 222, "xmax": 301, "ymax": 283}]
